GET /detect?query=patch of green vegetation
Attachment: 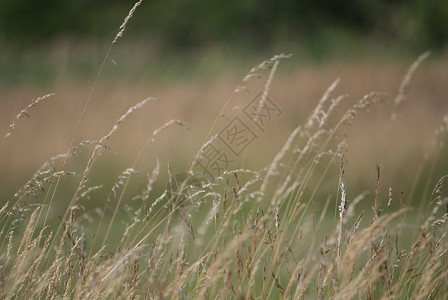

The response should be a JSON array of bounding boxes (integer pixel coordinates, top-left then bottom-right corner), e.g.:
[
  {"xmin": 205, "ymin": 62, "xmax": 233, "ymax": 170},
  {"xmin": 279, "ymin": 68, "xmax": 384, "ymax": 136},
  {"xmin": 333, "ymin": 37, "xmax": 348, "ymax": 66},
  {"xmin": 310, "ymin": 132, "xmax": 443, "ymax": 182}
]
[{"xmin": 0, "ymin": 3, "xmax": 447, "ymax": 298}]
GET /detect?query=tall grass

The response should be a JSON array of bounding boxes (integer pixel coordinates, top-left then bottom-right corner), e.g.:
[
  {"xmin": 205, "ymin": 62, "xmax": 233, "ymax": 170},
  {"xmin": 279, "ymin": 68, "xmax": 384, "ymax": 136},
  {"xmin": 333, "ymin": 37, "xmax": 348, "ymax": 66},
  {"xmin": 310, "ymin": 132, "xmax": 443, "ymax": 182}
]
[{"xmin": 0, "ymin": 3, "xmax": 447, "ymax": 299}]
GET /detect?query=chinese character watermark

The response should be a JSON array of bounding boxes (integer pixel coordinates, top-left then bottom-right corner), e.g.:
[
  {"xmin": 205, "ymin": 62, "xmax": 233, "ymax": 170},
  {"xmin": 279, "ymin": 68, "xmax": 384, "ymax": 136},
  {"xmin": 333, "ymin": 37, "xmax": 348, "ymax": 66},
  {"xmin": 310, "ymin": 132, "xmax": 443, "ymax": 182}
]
[
  {"xmin": 196, "ymin": 142, "xmax": 233, "ymax": 179},
  {"xmin": 218, "ymin": 117, "xmax": 257, "ymax": 156},
  {"xmin": 194, "ymin": 91, "xmax": 282, "ymax": 181},
  {"xmin": 243, "ymin": 92, "xmax": 282, "ymax": 131}
]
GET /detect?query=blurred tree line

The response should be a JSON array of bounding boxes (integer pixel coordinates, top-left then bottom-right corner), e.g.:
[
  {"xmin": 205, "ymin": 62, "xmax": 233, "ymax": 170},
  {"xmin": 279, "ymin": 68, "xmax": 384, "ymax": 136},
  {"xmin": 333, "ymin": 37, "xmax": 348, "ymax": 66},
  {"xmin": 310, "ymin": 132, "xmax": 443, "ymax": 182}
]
[{"xmin": 0, "ymin": 0, "xmax": 447, "ymax": 53}]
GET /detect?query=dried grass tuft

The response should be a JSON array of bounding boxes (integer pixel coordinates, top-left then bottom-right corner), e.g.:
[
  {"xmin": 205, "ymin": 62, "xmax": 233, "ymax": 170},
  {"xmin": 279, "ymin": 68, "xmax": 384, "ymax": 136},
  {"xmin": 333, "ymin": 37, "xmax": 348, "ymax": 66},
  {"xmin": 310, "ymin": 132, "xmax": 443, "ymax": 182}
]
[
  {"xmin": 1, "ymin": 45, "xmax": 447, "ymax": 300},
  {"xmin": 3, "ymin": 93, "xmax": 55, "ymax": 139}
]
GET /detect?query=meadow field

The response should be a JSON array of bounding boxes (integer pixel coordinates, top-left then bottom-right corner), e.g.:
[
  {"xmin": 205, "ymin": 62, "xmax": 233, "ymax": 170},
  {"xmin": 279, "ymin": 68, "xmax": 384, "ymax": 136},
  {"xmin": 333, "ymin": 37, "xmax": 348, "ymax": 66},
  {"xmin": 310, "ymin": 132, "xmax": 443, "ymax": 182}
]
[{"xmin": 1, "ymin": 4, "xmax": 448, "ymax": 299}]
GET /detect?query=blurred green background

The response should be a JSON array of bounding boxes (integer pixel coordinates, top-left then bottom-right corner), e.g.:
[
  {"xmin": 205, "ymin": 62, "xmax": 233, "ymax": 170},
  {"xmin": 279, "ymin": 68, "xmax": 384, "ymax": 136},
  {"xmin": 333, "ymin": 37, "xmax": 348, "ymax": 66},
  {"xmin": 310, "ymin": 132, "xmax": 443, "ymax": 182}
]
[
  {"xmin": 1, "ymin": 0, "xmax": 448, "ymax": 88},
  {"xmin": 1, "ymin": 0, "xmax": 448, "ymax": 52}
]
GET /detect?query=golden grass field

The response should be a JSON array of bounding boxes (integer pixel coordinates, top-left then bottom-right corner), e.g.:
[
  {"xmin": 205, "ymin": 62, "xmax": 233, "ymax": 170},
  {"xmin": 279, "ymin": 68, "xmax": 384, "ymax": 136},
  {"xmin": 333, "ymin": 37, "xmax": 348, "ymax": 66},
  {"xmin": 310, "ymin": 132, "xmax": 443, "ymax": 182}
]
[
  {"xmin": 0, "ymin": 50, "xmax": 447, "ymax": 298},
  {"xmin": 1, "ymin": 53, "xmax": 447, "ymax": 198},
  {"xmin": 0, "ymin": 4, "xmax": 448, "ymax": 297}
]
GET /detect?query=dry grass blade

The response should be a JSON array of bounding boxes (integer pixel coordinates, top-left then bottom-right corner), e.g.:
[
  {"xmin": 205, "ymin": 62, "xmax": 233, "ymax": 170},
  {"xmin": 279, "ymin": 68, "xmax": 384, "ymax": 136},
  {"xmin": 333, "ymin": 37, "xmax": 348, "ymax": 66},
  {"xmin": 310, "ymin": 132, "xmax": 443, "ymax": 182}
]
[
  {"xmin": 199, "ymin": 232, "xmax": 250, "ymax": 298},
  {"xmin": 112, "ymin": 0, "xmax": 144, "ymax": 44},
  {"xmin": 337, "ymin": 179, "xmax": 347, "ymax": 260},
  {"xmin": 395, "ymin": 51, "xmax": 431, "ymax": 106},
  {"xmin": 306, "ymin": 78, "xmax": 340, "ymax": 130},
  {"xmin": 150, "ymin": 119, "xmax": 190, "ymax": 143},
  {"xmin": 178, "ymin": 206, "xmax": 195, "ymax": 240},
  {"xmin": 81, "ymin": 97, "xmax": 157, "ymax": 185},
  {"xmin": 433, "ymin": 113, "xmax": 448, "ymax": 148},
  {"xmin": 3, "ymin": 93, "xmax": 55, "ymax": 139}
]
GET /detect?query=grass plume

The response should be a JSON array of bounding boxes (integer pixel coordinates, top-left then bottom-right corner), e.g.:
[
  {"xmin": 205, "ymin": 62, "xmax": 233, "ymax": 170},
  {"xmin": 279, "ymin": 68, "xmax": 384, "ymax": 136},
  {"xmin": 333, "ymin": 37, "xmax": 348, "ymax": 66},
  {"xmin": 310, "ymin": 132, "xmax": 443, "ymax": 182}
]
[{"xmin": 0, "ymin": 6, "xmax": 446, "ymax": 298}]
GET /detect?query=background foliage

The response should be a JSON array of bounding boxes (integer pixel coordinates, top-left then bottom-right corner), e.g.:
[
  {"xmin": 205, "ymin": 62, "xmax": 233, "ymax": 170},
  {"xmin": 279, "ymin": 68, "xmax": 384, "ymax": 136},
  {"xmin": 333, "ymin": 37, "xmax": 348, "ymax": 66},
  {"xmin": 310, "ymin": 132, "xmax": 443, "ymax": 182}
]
[{"xmin": 1, "ymin": 0, "xmax": 448, "ymax": 53}]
